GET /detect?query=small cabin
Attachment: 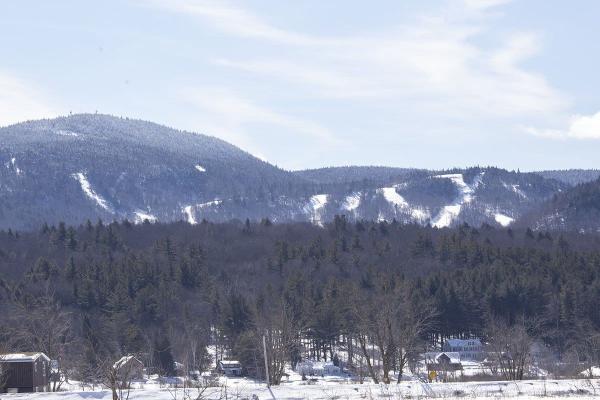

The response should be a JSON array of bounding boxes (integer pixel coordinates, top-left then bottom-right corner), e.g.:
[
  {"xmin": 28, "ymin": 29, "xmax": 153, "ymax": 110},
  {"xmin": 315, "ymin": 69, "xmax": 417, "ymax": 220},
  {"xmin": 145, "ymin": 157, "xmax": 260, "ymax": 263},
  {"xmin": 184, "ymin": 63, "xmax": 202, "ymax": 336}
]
[
  {"xmin": 113, "ymin": 356, "xmax": 144, "ymax": 381},
  {"xmin": 0, "ymin": 352, "xmax": 51, "ymax": 393},
  {"xmin": 424, "ymin": 352, "xmax": 463, "ymax": 372},
  {"xmin": 217, "ymin": 360, "xmax": 242, "ymax": 376}
]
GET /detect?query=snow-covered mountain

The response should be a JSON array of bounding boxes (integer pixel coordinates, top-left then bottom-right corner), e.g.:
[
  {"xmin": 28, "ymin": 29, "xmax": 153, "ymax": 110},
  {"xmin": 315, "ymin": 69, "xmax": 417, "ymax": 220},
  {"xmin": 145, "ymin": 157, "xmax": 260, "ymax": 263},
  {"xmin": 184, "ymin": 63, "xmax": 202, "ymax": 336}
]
[
  {"xmin": 0, "ymin": 114, "xmax": 586, "ymax": 230},
  {"xmin": 518, "ymin": 178, "xmax": 600, "ymax": 232}
]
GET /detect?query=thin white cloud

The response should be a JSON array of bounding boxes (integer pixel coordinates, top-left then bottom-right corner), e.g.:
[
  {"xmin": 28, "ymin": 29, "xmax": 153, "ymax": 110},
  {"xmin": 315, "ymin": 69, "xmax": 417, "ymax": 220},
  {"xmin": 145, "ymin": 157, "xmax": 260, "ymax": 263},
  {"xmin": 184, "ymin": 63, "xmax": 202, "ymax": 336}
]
[
  {"xmin": 463, "ymin": 0, "xmax": 514, "ymax": 11},
  {"xmin": 150, "ymin": 0, "xmax": 567, "ymax": 119},
  {"xmin": 0, "ymin": 72, "xmax": 56, "ymax": 127},
  {"xmin": 181, "ymin": 87, "xmax": 336, "ymax": 142},
  {"xmin": 142, "ymin": 0, "xmax": 318, "ymax": 45},
  {"xmin": 179, "ymin": 87, "xmax": 338, "ymax": 160},
  {"xmin": 526, "ymin": 111, "xmax": 600, "ymax": 140}
]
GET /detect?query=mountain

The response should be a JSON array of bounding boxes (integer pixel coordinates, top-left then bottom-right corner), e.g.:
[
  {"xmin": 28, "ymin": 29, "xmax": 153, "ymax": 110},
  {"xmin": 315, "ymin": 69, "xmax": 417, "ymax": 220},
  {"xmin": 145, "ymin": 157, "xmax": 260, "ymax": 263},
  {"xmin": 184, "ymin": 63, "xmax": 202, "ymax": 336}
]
[
  {"xmin": 294, "ymin": 166, "xmax": 567, "ymax": 228},
  {"xmin": 0, "ymin": 114, "xmax": 310, "ymax": 229},
  {"xmin": 535, "ymin": 169, "xmax": 600, "ymax": 186},
  {"xmin": 519, "ymin": 178, "xmax": 600, "ymax": 232},
  {"xmin": 295, "ymin": 166, "xmax": 423, "ymax": 185},
  {"xmin": 0, "ymin": 114, "xmax": 571, "ymax": 230}
]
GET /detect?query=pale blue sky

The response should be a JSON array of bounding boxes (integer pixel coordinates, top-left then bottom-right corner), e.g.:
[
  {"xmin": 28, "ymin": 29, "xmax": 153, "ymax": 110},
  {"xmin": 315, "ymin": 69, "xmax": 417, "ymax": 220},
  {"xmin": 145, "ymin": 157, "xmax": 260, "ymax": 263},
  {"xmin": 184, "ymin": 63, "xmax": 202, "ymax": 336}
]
[{"xmin": 1, "ymin": 0, "xmax": 599, "ymax": 170}]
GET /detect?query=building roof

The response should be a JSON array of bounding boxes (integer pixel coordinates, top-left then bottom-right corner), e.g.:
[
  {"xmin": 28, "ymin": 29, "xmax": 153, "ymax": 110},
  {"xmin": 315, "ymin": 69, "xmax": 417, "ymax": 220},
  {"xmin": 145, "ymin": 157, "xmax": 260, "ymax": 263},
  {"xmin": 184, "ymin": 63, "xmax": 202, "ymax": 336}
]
[
  {"xmin": 424, "ymin": 352, "xmax": 461, "ymax": 364},
  {"xmin": 113, "ymin": 355, "xmax": 143, "ymax": 370},
  {"xmin": 445, "ymin": 338, "xmax": 482, "ymax": 347},
  {"xmin": 0, "ymin": 352, "xmax": 51, "ymax": 363},
  {"xmin": 219, "ymin": 360, "xmax": 241, "ymax": 368}
]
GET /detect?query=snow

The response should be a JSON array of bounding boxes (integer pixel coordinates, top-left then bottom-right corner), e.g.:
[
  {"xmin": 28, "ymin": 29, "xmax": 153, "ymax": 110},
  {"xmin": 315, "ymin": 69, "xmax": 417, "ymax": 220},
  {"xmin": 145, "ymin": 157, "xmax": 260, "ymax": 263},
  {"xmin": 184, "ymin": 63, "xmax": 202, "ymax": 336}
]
[
  {"xmin": 183, "ymin": 205, "xmax": 197, "ymax": 225},
  {"xmin": 198, "ymin": 199, "xmax": 222, "ymax": 208},
  {"xmin": 55, "ymin": 129, "xmax": 80, "ymax": 137},
  {"xmin": 71, "ymin": 172, "xmax": 113, "ymax": 212},
  {"xmin": 195, "ymin": 165, "xmax": 207, "ymax": 173},
  {"xmin": 6, "ymin": 157, "xmax": 22, "ymax": 176},
  {"xmin": 446, "ymin": 338, "xmax": 482, "ymax": 347},
  {"xmin": 134, "ymin": 211, "xmax": 157, "ymax": 224},
  {"xmin": 113, "ymin": 355, "xmax": 140, "ymax": 369},
  {"xmin": 7, "ymin": 377, "xmax": 600, "ymax": 399},
  {"xmin": 495, "ymin": 213, "xmax": 514, "ymax": 227},
  {"xmin": 379, "ymin": 187, "xmax": 409, "ymax": 207},
  {"xmin": 503, "ymin": 182, "xmax": 527, "ymax": 199},
  {"xmin": 305, "ymin": 194, "xmax": 328, "ymax": 225},
  {"xmin": 377, "ymin": 186, "xmax": 429, "ymax": 222},
  {"xmin": 0, "ymin": 352, "xmax": 50, "ymax": 362},
  {"xmin": 581, "ymin": 366, "xmax": 600, "ymax": 377},
  {"xmin": 183, "ymin": 200, "xmax": 223, "ymax": 225},
  {"xmin": 431, "ymin": 173, "xmax": 483, "ymax": 228},
  {"xmin": 342, "ymin": 192, "xmax": 361, "ymax": 212}
]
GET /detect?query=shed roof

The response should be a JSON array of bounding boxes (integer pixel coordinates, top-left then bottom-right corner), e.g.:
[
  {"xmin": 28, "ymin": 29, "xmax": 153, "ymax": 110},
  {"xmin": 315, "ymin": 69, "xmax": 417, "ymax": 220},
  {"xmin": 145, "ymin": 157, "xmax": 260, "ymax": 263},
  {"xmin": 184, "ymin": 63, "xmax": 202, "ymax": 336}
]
[
  {"xmin": 424, "ymin": 352, "xmax": 461, "ymax": 364},
  {"xmin": 0, "ymin": 352, "xmax": 51, "ymax": 363}
]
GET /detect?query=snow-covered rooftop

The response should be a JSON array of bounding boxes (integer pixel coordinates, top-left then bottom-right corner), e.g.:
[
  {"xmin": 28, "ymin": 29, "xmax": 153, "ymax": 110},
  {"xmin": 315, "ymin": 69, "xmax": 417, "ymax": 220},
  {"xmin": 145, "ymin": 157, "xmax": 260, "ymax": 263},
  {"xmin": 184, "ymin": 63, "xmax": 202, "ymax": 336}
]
[
  {"xmin": 219, "ymin": 360, "xmax": 241, "ymax": 368},
  {"xmin": 0, "ymin": 352, "xmax": 50, "ymax": 362},
  {"xmin": 445, "ymin": 338, "xmax": 482, "ymax": 347},
  {"xmin": 424, "ymin": 352, "xmax": 461, "ymax": 364},
  {"xmin": 113, "ymin": 355, "xmax": 142, "ymax": 370}
]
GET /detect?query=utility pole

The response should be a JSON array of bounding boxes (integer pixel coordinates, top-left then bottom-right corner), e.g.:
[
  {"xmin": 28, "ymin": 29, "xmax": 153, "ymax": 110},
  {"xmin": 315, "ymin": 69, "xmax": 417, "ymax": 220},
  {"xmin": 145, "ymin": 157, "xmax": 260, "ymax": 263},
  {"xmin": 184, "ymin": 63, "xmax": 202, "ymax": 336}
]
[{"xmin": 263, "ymin": 334, "xmax": 270, "ymax": 387}]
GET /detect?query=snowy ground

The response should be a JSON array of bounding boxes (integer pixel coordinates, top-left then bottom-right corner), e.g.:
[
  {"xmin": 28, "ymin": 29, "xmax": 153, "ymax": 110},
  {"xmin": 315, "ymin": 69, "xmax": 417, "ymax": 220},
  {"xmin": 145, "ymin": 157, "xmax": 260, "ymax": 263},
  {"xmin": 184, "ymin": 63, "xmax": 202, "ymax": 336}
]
[{"xmin": 3, "ymin": 373, "xmax": 600, "ymax": 400}]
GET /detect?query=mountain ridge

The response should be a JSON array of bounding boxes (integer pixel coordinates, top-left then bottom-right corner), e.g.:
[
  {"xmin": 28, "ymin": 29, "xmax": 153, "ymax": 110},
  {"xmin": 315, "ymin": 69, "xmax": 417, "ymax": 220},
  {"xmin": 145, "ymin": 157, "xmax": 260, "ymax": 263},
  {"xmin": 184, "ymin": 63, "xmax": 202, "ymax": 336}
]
[{"xmin": 0, "ymin": 114, "xmax": 596, "ymax": 231}]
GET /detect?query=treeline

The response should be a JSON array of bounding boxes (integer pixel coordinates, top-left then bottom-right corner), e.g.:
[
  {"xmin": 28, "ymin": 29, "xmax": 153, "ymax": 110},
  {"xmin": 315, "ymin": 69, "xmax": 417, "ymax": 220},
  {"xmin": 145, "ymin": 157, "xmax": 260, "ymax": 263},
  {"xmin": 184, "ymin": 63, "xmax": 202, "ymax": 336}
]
[{"xmin": 1, "ymin": 217, "xmax": 600, "ymax": 385}]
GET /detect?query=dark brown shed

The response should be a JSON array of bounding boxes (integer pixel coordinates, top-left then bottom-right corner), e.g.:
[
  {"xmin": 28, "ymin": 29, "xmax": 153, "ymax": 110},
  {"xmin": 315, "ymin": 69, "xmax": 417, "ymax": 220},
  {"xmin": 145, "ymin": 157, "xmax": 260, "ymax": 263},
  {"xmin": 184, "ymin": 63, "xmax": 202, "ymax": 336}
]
[{"xmin": 0, "ymin": 352, "xmax": 51, "ymax": 393}]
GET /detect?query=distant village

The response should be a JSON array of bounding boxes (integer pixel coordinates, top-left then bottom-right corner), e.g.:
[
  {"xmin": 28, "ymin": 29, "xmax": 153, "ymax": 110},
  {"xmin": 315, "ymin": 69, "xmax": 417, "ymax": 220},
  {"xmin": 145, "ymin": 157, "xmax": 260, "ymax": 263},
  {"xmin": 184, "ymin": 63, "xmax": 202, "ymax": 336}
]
[{"xmin": 1, "ymin": 337, "xmax": 596, "ymax": 394}]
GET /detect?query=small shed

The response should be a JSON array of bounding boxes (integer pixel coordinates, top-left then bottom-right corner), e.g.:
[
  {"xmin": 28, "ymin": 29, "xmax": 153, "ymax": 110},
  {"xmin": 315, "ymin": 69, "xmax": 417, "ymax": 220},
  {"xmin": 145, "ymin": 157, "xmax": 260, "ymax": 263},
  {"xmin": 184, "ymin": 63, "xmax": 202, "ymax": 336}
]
[
  {"xmin": 217, "ymin": 360, "xmax": 242, "ymax": 376},
  {"xmin": 424, "ymin": 352, "xmax": 463, "ymax": 372},
  {"xmin": 0, "ymin": 352, "xmax": 51, "ymax": 393},
  {"xmin": 113, "ymin": 356, "xmax": 144, "ymax": 381}
]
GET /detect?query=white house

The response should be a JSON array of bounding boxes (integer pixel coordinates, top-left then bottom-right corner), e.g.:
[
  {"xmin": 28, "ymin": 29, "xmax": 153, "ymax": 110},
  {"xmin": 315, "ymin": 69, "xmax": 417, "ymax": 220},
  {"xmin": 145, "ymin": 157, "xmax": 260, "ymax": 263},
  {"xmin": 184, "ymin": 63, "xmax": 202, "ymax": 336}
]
[
  {"xmin": 295, "ymin": 361, "xmax": 341, "ymax": 376},
  {"xmin": 217, "ymin": 360, "xmax": 242, "ymax": 376},
  {"xmin": 442, "ymin": 339, "xmax": 484, "ymax": 361}
]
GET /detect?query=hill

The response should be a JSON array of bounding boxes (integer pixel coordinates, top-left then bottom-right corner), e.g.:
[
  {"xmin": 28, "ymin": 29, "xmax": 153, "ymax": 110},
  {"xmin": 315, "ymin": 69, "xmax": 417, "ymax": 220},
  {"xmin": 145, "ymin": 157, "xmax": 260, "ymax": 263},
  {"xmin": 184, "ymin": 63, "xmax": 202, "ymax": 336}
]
[
  {"xmin": 520, "ymin": 178, "xmax": 600, "ymax": 232},
  {"xmin": 0, "ymin": 114, "xmax": 571, "ymax": 230}
]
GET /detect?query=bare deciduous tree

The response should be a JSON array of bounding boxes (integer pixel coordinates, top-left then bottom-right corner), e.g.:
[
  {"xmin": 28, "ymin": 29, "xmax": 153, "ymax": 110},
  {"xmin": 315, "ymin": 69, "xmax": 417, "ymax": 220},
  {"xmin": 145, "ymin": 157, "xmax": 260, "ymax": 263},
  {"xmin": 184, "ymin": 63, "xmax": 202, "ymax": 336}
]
[
  {"xmin": 261, "ymin": 303, "xmax": 299, "ymax": 386},
  {"xmin": 6, "ymin": 287, "xmax": 72, "ymax": 391},
  {"xmin": 573, "ymin": 331, "xmax": 600, "ymax": 378},
  {"xmin": 393, "ymin": 295, "xmax": 437, "ymax": 383},
  {"xmin": 101, "ymin": 356, "xmax": 139, "ymax": 400},
  {"xmin": 487, "ymin": 319, "xmax": 534, "ymax": 380}
]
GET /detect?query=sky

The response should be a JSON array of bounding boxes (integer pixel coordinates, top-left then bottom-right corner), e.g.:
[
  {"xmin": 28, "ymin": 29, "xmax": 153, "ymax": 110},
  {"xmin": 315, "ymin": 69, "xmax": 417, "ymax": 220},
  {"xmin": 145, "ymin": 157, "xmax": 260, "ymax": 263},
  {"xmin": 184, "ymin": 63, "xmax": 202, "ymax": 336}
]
[{"xmin": 1, "ymin": 0, "xmax": 599, "ymax": 171}]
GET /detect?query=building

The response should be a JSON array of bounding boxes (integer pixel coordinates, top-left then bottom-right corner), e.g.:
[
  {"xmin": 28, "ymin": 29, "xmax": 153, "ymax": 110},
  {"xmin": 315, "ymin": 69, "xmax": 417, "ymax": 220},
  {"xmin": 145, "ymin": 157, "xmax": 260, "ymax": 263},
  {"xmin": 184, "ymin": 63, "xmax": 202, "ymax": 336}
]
[
  {"xmin": 217, "ymin": 360, "xmax": 242, "ymax": 376},
  {"xmin": 442, "ymin": 339, "xmax": 484, "ymax": 361},
  {"xmin": 113, "ymin": 356, "xmax": 144, "ymax": 381},
  {"xmin": 0, "ymin": 352, "xmax": 51, "ymax": 393},
  {"xmin": 424, "ymin": 352, "xmax": 462, "ymax": 371},
  {"xmin": 295, "ymin": 361, "xmax": 341, "ymax": 376}
]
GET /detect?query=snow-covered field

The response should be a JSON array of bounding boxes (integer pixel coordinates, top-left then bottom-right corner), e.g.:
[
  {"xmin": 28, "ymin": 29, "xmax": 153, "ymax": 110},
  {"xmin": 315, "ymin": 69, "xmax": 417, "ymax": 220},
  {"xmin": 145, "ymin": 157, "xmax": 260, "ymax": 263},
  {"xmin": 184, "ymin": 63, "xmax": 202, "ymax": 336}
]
[{"xmin": 4, "ymin": 374, "xmax": 600, "ymax": 400}]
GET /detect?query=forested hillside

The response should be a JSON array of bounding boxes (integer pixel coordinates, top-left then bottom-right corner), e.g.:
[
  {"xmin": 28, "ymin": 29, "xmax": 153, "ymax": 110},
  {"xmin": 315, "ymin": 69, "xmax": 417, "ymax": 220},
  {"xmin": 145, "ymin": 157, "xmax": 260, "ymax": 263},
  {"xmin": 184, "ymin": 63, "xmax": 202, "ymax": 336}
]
[
  {"xmin": 536, "ymin": 170, "xmax": 600, "ymax": 186},
  {"xmin": 1, "ymin": 219, "xmax": 599, "ymax": 383},
  {"xmin": 520, "ymin": 177, "xmax": 600, "ymax": 232},
  {"xmin": 2, "ymin": 114, "xmax": 592, "ymax": 231}
]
